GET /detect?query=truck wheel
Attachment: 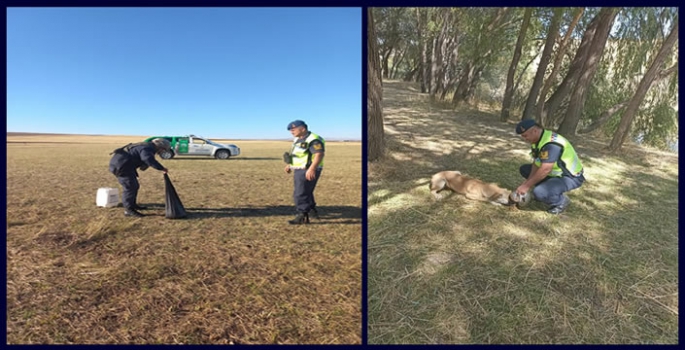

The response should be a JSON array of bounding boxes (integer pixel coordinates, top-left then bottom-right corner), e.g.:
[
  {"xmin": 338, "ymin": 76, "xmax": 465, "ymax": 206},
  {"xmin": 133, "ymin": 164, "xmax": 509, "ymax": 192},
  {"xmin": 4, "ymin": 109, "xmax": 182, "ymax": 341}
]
[
  {"xmin": 215, "ymin": 150, "xmax": 230, "ymax": 159},
  {"xmin": 160, "ymin": 150, "xmax": 175, "ymax": 159}
]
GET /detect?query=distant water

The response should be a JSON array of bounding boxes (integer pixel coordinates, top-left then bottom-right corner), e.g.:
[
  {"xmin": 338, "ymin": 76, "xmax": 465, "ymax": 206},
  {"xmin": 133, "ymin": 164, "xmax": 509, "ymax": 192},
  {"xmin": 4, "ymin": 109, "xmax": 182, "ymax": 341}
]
[{"xmin": 634, "ymin": 133, "xmax": 678, "ymax": 154}]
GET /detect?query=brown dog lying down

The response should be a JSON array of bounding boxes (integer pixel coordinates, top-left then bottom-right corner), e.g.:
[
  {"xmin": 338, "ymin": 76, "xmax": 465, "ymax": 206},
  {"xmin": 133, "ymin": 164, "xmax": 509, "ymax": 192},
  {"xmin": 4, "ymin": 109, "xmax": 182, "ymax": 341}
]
[{"xmin": 429, "ymin": 170, "xmax": 514, "ymax": 206}]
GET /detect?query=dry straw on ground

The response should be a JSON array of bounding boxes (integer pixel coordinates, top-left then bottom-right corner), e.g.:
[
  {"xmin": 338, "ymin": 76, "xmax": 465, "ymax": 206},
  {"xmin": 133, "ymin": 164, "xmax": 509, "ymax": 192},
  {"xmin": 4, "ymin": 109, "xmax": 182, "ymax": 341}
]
[{"xmin": 6, "ymin": 135, "xmax": 362, "ymax": 344}]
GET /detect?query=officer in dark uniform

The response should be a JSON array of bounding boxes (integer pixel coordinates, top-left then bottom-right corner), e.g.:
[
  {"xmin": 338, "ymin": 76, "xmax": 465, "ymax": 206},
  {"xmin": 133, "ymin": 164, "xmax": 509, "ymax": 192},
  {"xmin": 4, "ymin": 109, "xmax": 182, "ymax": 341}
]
[
  {"xmin": 283, "ymin": 120, "xmax": 325, "ymax": 224},
  {"xmin": 109, "ymin": 138, "xmax": 170, "ymax": 217}
]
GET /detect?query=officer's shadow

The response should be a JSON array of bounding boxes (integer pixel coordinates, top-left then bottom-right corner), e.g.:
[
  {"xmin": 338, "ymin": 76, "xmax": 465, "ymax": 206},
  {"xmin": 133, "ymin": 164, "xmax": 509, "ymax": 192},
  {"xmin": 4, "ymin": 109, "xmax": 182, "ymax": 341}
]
[{"xmin": 140, "ymin": 204, "xmax": 361, "ymax": 224}]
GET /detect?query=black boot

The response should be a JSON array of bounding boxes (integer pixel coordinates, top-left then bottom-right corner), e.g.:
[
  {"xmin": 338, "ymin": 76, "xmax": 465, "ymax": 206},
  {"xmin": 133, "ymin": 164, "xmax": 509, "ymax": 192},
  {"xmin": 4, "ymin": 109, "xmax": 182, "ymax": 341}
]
[
  {"xmin": 288, "ymin": 212, "xmax": 309, "ymax": 225},
  {"xmin": 124, "ymin": 208, "xmax": 145, "ymax": 217},
  {"xmin": 310, "ymin": 207, "xmax": 319, "ymax": 220}
]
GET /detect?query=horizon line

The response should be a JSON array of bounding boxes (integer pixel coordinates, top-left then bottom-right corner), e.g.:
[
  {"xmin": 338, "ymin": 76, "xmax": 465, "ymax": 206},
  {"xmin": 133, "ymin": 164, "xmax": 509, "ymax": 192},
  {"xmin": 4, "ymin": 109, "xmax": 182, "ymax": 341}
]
[{"xmin": 6, "ymin": 131, "xmax": 362, "ymax": 142}]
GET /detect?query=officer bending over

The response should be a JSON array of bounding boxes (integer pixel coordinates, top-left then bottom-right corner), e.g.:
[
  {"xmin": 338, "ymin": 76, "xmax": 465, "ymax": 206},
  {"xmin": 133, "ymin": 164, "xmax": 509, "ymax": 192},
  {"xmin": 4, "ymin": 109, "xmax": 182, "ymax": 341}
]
[
  {"xmin": 109, "ymin": 138, "xmax": 170, "ymax": 217},
  {"xmin": 284, "ymin": 120, "xmax": 325, "ymax": 224}
]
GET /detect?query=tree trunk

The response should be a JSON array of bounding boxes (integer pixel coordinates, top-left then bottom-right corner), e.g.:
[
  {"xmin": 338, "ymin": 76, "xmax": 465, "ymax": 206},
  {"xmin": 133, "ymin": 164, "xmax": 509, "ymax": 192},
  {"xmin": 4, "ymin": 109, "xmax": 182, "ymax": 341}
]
[
  {"xmin": 558, "ymin": 8, "xmax": 618, "ymax": 136},
  {"xmin": 437, "ymin": 12, "xmax": 454, "ymax": 98},
  {"xmin": 430, "ymin": 35, "xmax": 440, "ymax": 96},
  {"xmin": 416, "ymin": 8, "xmax": 430, "ymax": 93},
  {"xmin": 437, "ymin": 39, "xmax": 452, "ymax": 98},
  {"xmin": 522, "ymin": 9, "xmax": 562, "ymax": 121},
  {"xmin": 389, "ymin": 47, "xmax": 407, "ymax": 79},
  {"xmin": 577, "ymin": 101, "xmax": 629, "ymax": 134},
  {"xmin": 465, "ymin": 65, "xmax": 485, "ymax": 105},
  {"xmin": 535, "ymin": 7, "xmax": 584, "ymax": 126},
  {"xmin": 608, "ymin": 17, "xmax": 679, "ymax": 152},
  {"xmin": 542, "ymin": 10, "xmax": 602, "ymax": 127},
  {"xmin": 381, "ymin": 49, "xmax": 391, "ymax": 79},
  {"xmin": 368, "ymin": 8, "xmax": 385, "ymax": 162},
  {"xmin": 452, "ymin": 63, "xmax": 475, "ymax": 105},
  {"xmin": 429, "ymin": 9, "xmax": 446, "ymax": 96},
  {"xmin": 501, "ymin": 8, "xmax": 532, "ymax": 122},
  {"xmin": 403, "ymin": 66, "xmax": 419, "ymax": 82},
  {"xmin": 439, "ymin": 31, "xmax": 461, "ymax": 101}
]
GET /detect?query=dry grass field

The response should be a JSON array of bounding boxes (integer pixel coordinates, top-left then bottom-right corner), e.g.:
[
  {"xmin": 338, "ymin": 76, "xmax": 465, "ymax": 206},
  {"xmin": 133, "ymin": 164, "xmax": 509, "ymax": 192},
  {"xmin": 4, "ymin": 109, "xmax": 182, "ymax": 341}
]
[
  {"xmin": 6, "ymin": 134, "xmax": 362, "ymax": 344},
  {"xmin": 368, "ymin": 81, "xmax": 678, "ymax": 344}
]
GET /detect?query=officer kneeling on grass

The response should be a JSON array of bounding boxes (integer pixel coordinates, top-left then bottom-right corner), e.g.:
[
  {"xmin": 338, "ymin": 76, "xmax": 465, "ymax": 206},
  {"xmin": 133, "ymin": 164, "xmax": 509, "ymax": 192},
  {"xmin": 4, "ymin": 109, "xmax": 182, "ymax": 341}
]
[
  {"xmin": 514, "ymin": 119, "xmax": 585, "ymax": 215},
  {"xmin": 284, "ymin": 120, "xmax": 325, "ymax": 225},
  {"xmin": 109, "ymin": 138, "xmax": 170, "ymax": 217}
]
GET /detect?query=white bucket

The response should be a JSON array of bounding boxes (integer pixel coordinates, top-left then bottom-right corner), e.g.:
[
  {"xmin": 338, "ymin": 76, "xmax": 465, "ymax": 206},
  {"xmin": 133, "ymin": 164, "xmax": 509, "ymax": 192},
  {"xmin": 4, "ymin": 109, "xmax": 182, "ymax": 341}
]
[{"xmin": 96, "ymin": 187, "xmax": 120, "ymax": 207}]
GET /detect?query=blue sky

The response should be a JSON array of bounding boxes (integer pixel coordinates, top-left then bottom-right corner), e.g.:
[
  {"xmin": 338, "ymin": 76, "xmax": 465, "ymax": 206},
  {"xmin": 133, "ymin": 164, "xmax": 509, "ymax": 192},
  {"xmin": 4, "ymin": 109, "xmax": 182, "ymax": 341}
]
[{"xmin": 7, "ymin": 7, "xmax": 362, "ymax": 140}]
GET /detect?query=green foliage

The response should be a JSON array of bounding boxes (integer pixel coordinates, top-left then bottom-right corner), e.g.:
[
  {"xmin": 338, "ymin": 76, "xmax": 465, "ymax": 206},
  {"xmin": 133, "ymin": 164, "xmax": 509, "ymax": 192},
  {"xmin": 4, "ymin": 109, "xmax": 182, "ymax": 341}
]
[
  {"xmin": 374, "ymin": 7, "xmax": 678, "ymax": 149},
  {"xmin": 583, "ymin": 80, "xmax": 620, "ymax": 126},
  {"xmin": 633, "ymin": 99, "xmax": 678, "ymax": 150},
  {"xmin": 606, "ymin": 7, "xmax": 679, "ymax": 150},
  {"xmin": 667, "ymin": 67, "xmax": 678, "ymax": 96}
]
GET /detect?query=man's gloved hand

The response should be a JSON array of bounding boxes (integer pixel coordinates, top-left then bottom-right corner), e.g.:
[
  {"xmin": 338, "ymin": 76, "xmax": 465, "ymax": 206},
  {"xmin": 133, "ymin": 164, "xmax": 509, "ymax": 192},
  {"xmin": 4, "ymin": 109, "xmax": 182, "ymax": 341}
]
[{"xmin": 283, "ymin": 152, "xmax": 292, "ymax": 164}]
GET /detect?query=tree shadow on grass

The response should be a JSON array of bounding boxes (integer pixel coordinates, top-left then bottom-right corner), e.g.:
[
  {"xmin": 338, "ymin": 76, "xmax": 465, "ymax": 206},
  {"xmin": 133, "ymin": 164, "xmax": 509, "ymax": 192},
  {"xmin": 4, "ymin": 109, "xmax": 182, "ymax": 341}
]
[
  {"xmin": 372, "ymin": 80, "xmax": 677, "ymax": 208},
  {"xmin": 369, "ymin": 173, "xmax": 678, "ymax": 343},
  {"xmin": 368, "ymin": 80, "xmax": 679, "ymax": 344}
]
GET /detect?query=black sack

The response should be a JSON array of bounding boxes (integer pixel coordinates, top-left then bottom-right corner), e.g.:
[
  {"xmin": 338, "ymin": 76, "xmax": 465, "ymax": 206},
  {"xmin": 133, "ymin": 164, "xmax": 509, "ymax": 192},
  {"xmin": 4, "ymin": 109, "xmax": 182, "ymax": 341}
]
[
  {"xmin": 283, "ymin": 152, "xmax": 292, "ymax": 164},
  {"xmin": 164, "ymin": 173, "xmax": 187, "ymax": 219}
]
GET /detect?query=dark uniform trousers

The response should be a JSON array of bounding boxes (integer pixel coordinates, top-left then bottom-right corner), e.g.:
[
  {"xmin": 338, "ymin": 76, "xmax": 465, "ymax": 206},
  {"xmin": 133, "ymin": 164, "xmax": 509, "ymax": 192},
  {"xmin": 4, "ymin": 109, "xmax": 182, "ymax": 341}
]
[
  {"xmin": 293, "ymin": 168, "xmax": 322, "ymax": 213},
  {"xmin": 520, "ymin": 164, "xmax": 584, "ymax": 207},
  {"xmin": 109, "ymin": 150, "xmax": 141, "ymax": 210},
  {"xmin": 116, "ymin": 173, "xmax": 140, "ymax": 210}
]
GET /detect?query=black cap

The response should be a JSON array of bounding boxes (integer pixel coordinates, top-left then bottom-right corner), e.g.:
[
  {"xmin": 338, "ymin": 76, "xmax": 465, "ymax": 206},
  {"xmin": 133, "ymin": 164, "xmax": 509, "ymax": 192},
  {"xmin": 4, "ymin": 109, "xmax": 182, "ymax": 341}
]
[
  {"xmin": 287, "ymin": 120, "xmax": 307, "ymax": 130},
  {"xmin": 516, "ymin": 119, "xmax": 537, "ymax": 134}
]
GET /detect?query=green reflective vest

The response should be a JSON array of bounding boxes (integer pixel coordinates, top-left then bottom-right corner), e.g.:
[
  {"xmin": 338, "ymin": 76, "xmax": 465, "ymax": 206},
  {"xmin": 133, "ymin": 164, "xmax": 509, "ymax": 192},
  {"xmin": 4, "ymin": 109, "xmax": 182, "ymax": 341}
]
[
  {"xmin": 291, "ymin": 132, "xmax": 325, "ymax": 169},
  {"xmin": 531, "ymin": 130, "xmax": 583, "ymax": 177}
]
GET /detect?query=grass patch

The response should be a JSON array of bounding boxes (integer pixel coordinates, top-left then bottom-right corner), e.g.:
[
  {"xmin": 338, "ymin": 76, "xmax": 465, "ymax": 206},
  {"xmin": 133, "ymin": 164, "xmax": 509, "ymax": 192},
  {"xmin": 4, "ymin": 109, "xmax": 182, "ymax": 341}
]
[
  {"xmin": 367, "ymin": 80, "xmax": 678, "ymax": 344},
  {"xmin": 6, "ymin": 135, "xmax": 362, "ymax": 344}
]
